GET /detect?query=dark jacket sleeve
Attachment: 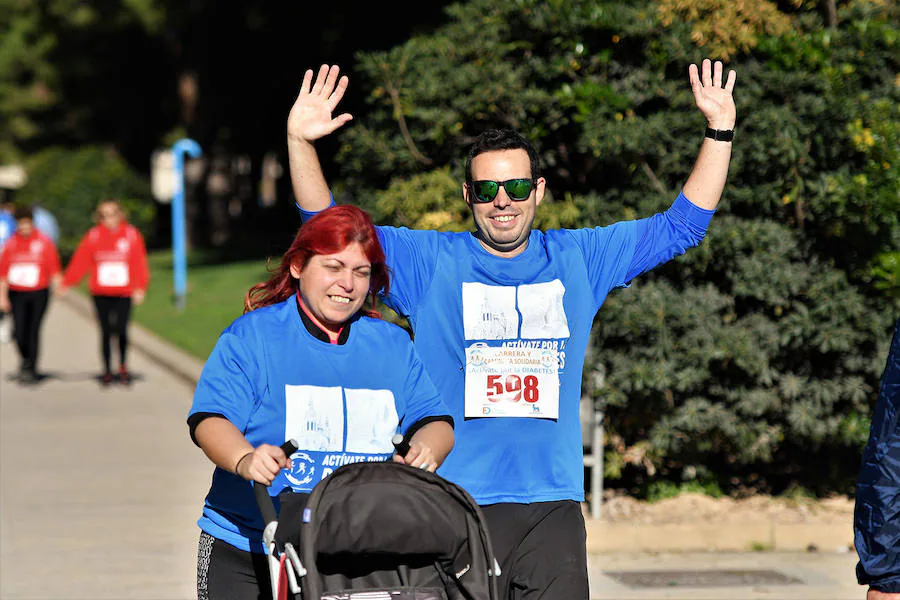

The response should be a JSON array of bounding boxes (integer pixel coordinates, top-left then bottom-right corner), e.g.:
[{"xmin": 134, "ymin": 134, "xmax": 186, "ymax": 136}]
[{"xmin": 855, "ymin": 316, "xmax": 900, "ymax": 593}]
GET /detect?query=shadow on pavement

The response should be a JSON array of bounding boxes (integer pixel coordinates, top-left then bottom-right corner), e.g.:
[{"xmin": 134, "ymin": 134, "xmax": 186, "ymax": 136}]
[{"xmin": 3, "ymin": 370, "xmax": 147, "ymax": 387}]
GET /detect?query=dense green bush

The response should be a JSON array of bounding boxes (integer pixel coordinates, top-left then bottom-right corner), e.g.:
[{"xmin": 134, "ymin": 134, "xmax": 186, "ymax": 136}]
[
  {"xmin": 16, "ymin": 145, "xmax": 154, "ymax": 256},
  {"xmin": 330, "ymin": 0, "xmax": 899, "ymax": 497}
]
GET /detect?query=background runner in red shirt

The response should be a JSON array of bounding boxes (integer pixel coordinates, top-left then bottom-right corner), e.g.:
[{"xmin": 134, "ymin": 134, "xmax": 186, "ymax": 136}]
[
  {"xmin": 0, "ymin": 204, "xmax": 62, "ymax": 384},
  {"xmin": 60, "ymin": 199, "xmax": 150, "ymax": 386}
]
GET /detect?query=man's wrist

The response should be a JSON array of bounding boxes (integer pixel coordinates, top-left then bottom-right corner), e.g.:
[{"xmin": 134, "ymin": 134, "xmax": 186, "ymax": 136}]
[
  {"xmin": 287, "ymin": 135, "xmax": 315, "ymax": 147},
  {"xmin": 707, "ymin": 118, "xmax": 736, "ymax": 129}
]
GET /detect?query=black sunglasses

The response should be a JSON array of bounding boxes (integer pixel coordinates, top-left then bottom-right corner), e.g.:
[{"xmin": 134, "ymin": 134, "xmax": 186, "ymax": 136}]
[{"xmin": 468, "ymin": 178, "xmax": 535, "ymax": 203}]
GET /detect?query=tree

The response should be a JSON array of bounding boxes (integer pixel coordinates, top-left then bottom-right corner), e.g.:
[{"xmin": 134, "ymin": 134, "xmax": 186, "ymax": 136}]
[
  {"xmin": 1, "ymin": 0, "xmax": 455, "ymax": 250},
  {"xmin": 0, "ymin": 0, "xmax": 56, "ymax": 162},
  {"xmin": 0, "ymin": 0, "xmax": 168, "ymax": 163},
  {"xmin": 15, "ymin": 146, "xmax": 154, "ymax": 257}
]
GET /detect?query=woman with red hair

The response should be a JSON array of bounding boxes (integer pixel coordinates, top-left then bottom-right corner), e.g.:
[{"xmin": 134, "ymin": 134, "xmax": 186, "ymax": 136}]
[{"xmin": 187, "ymin": 204, "xmax": 454, "ymax": 600}]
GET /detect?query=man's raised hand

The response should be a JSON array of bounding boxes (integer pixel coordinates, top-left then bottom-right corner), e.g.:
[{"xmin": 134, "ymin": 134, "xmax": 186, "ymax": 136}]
[
  {"xmin": 689, "ymin": 58, "xmax": 737, "ymax": 131},
  {"xmin": 287, "ymin": 64, "xmax": 353, "ymax": 144}
]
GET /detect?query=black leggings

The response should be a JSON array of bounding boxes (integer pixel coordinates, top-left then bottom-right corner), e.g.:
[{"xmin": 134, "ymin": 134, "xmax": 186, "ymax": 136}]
[
  {"xmin": 197, "ymin": 532, "xmax": 272, "ymax": 600},
  {"xmin": 8, "ymin": 288, "xmax": 50, "ymax": 373},
  {"xmin": 91, "ymin": 295, "xmax": 132, "ymax": 373}
]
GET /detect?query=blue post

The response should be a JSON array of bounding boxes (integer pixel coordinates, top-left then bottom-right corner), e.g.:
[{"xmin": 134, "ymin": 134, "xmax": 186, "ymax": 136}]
[{"xmin": 171, "ymin": 139, "xmax": 202, "ymax": 311}]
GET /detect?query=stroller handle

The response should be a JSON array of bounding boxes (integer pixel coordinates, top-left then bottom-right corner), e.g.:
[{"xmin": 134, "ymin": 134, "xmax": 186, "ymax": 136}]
[
  {"xmin": 253, "ymin": 439, "xmax": 299, "ymax": 526},
  {"xmin": 391, "ymin": 433, "xmax": 410, "ymax": 458}
]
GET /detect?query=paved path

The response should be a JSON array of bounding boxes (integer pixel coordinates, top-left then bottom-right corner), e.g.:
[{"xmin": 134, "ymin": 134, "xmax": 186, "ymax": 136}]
[
  {"xmin": 0, "ymin": 294, "xmax": 865, "ymax": 599},
  {"xmin": 0, "ymin": 295, "xmax": 210, "ymax": 599},
  {"xmin": 587, "ymin": 550, "xmax": 860, "ymax": 599}
]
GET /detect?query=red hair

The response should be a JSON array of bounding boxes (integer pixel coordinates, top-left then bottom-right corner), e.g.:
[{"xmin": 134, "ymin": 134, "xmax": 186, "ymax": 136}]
[{"xmin": 244, "ymin": 205, "xmax": 389, "ymax": 317}]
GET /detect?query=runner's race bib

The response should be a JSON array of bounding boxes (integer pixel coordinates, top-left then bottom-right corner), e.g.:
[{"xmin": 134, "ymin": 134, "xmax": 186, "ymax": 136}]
[
  {"xmin": 7, "ymin": 263, "xmax": 40, "ymax": 288},
  {"xmin": 97, "ymin": 261, "xmax": 130, "ymax": 287},
  {"xmin": 464, "ymin": 344, "xmax": 560, "ymax": 418}
]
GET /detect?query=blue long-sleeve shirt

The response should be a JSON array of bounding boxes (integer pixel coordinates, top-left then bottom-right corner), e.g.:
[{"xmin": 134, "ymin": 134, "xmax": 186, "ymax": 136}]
[{"xmin": 299, "ymin": 191, "xmax": 715, "ymax": 504}]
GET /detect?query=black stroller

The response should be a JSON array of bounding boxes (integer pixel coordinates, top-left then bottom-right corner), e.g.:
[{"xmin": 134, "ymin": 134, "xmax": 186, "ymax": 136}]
[{"xmin": 254, "ymin": 440, "xmax": 500, "ymax": 600}]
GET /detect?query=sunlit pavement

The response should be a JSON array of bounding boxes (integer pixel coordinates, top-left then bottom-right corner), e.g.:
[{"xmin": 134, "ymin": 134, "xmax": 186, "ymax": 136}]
[
  {"xmin": 0, "ymin": 294, "xmax": 210, "ymax": 599},
  {"xmin": 588, "ymin": 550, "xmax": 860, "ymax": 599}
]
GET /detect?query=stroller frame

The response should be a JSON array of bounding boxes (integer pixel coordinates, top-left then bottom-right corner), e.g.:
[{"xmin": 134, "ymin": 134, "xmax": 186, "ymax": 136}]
[{"xmin": 254, "ymin": 440, "xmax": 306, "ymax": 599}]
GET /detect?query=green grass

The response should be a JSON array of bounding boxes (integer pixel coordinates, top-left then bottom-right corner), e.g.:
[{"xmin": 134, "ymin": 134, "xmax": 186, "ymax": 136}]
[
  {"xmin": 645, "ymin": 480, "xmax": 724, "ymax": 503},
  {"xmin": 748, "ymin": 541, "xmax": 774, "ymax": 552},
  {"xmin": 132, "ymin": 249, "xmax": 273, "ymax": 359}
]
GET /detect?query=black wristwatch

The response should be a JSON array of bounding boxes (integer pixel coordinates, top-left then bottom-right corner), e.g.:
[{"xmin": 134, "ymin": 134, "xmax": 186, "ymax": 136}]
[{"xmin": 705, "ymin": 127, "xmax": 734, "ymax": 142}]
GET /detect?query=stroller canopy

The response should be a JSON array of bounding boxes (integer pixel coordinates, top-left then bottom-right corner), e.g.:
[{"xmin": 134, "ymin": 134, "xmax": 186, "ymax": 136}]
[{"xmin": 276, "ymin": 461, "xmax": 498, "ymax": 600}]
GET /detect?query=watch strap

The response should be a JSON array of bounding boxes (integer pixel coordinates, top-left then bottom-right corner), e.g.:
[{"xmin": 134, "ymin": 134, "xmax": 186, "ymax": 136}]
[{"xmin": 705, "ymin": 127, "xmax": 734, "ymax": 142}]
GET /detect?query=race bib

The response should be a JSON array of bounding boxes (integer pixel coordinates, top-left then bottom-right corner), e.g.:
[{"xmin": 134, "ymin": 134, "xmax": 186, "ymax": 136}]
[
  {"xmin": 464, "ymin": 344, "xmax": 560, "ymax": 419},
  {"xmin": 7, "ymin": 263, "xmax": 40, "ymax": 288},
  {"xmin": 97, "ymin": 261, "xmax": 129, "ymax": 287}
]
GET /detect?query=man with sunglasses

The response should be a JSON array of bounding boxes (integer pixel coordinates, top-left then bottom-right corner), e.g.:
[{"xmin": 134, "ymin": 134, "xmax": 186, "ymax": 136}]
[{"xmin": 286, "ymin": 59, "xmax": 737, "ymax": 599}]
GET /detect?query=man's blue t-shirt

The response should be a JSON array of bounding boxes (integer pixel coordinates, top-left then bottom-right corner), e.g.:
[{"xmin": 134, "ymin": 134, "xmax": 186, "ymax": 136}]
[
  {"xmin": 300, "ymin": 192, "xmax": 714, "ymax": 505},
  {"xmin": 189, "ymin": 297, "xmax": 450, "ymax": 551}
]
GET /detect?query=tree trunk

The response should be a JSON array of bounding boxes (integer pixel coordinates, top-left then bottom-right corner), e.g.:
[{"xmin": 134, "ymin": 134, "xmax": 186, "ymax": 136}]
[{"xmin": 825, "ymin": 0, "xmax": 837, "ymax": 29}]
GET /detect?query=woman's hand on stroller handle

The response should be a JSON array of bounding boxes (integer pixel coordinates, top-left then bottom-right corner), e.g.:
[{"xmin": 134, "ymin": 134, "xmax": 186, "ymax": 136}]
[
  {"xmin": 239, "ymin": 440, "xmax": 296, "ymax": 485},
  {"xmin": 391, "ymin": 433, "xmax": 411, "ymax": 457},
  {"xmin": 392, "ymin": 433, "xmax": 438, "ymax": 472},
  {"xmin": 252, "ymin": 440, "xmax": 299, "ymax": 527}
]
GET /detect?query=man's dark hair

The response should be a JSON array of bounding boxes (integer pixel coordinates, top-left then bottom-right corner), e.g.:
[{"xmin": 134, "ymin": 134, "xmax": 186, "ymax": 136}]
[
  {"xmin": 465, "ymin": 129, "xmax": 542, "ymax": 184},
  {"xmin": 13, "ymin": 204, "xmax": 33, "ymax": 221}
]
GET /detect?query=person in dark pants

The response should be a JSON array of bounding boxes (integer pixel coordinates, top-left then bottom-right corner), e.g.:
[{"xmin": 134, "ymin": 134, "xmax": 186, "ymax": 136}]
[
  {"xmin": 91, "ymin": 294, "xmax": 133, "ymax": 381},
  {"xmin": 188, "ymin": 205, "xmax": 454, "ymax": 600},
  {"xmin": 855, "ymin": 316, "xmax": 900, "ymax": 600},
  {"xmin": 59, "ymin": 200, "xmax": 149, "ymax": 386},
  {"xmin": 0, "ymin": 205, "xmax": 62, "ymax": 384}
]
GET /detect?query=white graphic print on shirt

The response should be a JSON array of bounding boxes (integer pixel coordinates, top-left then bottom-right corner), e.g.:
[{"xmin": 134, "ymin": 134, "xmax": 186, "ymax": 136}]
[
  {"xmin": 345, "ymin": 388, "xmax": 400, "ymax": 453},
  {"xmin": 282, "ymin": 384, "xmax": 399, "ymax": 488},
  {"xmin": 462, "ymin": 283, "xmax": 518, "ymax": 340},
  {"xmin": 285, "ymin": 385, "xmax": 344, "ymax": 451},
  {"xmin": 518, "ymin": 280, "xmax": 571, "ymax": 338},
  {"xmin": 97, "ymin": 261, "xmax": 130, "ymax": 287},
  {"xmin": 8, "ymin": 263, "xmax": 40, "ymax": 288}
]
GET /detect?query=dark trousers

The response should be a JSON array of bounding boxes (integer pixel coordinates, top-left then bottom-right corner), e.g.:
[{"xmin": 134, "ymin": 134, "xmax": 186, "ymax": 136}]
[
  {"xmin": 481, "ymin": 500, "xmax": 589, "ymax": 600},
  {"xmin": 197, "ymin": 532, "xmax": 272, "ymax": 600},
  {"xmin": 91, "ymin": 295, "xmax": 132, "ymax": 373},
  {"xmin": 8, "ymin": 288, "xmax": 50, "ymax": 373}
]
